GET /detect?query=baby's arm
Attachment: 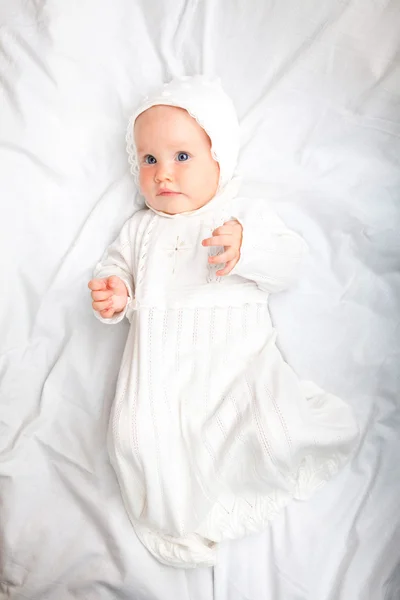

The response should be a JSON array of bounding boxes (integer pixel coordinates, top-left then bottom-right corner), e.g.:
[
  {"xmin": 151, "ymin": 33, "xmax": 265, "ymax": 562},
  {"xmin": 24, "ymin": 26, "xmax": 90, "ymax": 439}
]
[
  {"xmin": 89, "ymin": 218, "xmax": 135, "ymax": 324},
  {"xmin": 88, "ymin": 276, "xmax": 128, "ymax": 319},
  {"xmin": 202, "ymin": 219, "xmax": 243, "ymax": 276},
  {"xmin": 203, "ymin": 199, "xmax": 308, "ymax": 293},
  {"xmin": 230, "ymin": 200, "xmax": 308, "ymax": 293}
]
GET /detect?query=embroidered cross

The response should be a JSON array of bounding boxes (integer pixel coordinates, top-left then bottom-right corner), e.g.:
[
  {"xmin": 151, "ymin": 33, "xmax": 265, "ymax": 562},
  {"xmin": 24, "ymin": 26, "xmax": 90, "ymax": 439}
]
[{"xmin": 165, "ymin": 236, "xmax": 192, "ymax": 274}]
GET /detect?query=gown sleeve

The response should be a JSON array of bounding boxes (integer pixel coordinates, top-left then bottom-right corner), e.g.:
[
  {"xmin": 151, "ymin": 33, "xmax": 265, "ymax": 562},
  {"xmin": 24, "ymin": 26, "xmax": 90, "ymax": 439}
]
[
  {"xmin": 229, "ymin": 198, "xmax": 309, "ymax": 294},
  {"xmin": 92, "ymin": 217, "xmax": 135, "ymax": 324}
]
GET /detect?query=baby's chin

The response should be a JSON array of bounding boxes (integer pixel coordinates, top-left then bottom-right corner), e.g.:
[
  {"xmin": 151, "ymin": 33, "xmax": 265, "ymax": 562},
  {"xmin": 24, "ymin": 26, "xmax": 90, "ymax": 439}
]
[{"xmin": 146, "ymin": 195, "xmax": 210, "ymax": 215}]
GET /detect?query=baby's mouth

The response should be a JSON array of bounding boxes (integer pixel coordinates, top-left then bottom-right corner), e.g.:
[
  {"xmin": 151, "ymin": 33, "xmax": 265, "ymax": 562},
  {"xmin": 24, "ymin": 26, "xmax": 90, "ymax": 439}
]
[{"xmin": 157, "ymin": 188, "xmax": 181, "ymax": 196}]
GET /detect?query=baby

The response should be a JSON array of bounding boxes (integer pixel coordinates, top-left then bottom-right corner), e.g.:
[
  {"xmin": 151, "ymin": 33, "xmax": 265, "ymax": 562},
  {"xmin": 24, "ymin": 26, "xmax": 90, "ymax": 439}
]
[{"xmin": 88, "ymin": 76, "xmax": 358, "ymax": 568}]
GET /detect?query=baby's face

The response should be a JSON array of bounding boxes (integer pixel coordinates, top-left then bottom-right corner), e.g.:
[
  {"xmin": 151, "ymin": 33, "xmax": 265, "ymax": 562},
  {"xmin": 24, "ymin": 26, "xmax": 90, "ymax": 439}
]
[{"xmin": 134, "ymin": 105, "xmax": 220, "ymax": 214}]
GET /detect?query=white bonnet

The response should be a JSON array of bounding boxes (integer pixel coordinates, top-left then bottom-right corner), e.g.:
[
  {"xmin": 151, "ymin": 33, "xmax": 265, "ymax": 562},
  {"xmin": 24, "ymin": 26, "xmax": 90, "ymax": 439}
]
[{"xmin": 126, "ymin": 75, "xmax": 240, "ymax": 192}]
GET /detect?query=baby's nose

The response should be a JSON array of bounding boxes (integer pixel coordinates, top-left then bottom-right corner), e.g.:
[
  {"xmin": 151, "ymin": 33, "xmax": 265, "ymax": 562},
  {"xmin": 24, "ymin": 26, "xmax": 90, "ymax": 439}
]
[{"xmin": 155, "ymin": 162, "xmax": 173, "ymax": 182}]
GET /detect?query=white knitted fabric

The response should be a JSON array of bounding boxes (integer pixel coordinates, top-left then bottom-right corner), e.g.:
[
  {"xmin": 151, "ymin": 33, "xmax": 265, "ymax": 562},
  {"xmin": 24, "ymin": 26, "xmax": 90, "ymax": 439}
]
[
  {"xmin": 125, "ymin": 75, "xmax": 240, "ymax": 193},
  {"xmin": 93, "ymin": 77, "xmax": 359, "ymax": 568}
]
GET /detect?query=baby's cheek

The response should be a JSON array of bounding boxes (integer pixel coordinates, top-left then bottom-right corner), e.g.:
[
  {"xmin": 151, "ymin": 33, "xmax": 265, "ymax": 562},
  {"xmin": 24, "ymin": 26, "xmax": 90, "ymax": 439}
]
[
  {"xmin": 191, "ymin": 166, "xmax": 214, "ymax": 199},
  {"xmin": 139, "ymin": 168, "xmax": 152, "ymax": 190}
]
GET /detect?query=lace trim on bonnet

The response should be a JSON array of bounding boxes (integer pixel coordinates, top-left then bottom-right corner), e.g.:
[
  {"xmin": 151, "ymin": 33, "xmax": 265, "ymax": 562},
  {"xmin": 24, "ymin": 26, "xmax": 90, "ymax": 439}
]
[{"xmin": 125, "ymin": 75, "xmax": 241, "ymax": 196}]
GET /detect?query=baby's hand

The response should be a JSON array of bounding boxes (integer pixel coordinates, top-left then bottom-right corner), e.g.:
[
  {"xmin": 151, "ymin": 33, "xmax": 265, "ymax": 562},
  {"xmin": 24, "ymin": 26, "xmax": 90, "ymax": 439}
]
[
  {"xmin": 88, "ymin": 275, "xmax": 128, "ymax": 318},
  {"xmin": 202, "ymin": 220, "xmax": 243, "ymax": 276}
]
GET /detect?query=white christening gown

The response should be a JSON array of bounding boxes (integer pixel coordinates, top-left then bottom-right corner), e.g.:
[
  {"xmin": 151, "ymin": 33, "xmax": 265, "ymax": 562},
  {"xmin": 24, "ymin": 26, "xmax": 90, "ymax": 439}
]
[{"xmin": 94, "ymin": 184, "xmax": 359, "ymax": 568}]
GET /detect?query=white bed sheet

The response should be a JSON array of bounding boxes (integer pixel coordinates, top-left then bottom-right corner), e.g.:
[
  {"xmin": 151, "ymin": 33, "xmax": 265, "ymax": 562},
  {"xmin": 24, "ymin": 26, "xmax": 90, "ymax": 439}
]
[{"xmin": 1, "ymin": 1, "xmax": 399, "ymax": 599}]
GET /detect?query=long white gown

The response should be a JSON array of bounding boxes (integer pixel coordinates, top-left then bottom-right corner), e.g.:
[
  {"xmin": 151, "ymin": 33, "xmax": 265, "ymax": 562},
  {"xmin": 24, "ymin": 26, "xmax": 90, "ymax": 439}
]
[{"xmin": 93, "ymin": 186, "xmax": 359, "ymax": 568}]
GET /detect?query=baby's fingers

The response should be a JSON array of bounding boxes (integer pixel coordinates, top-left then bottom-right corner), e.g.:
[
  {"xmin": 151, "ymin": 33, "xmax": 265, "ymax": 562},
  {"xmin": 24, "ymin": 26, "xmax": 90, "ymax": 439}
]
[
  {"xmin": 211, "ymin": 225, "xmax": 234, "ymax": 236},
  {"xmin": 100, "ymin": 307, "xmax": 115, "ymax": 318},
  {"xmin": 88, "ymin": 278, "xmax": 107, "ymax": 291},
  {"xmin": 202, "ymin": 234, "xmax": 233, "ymax": 248},
  {"xmin": 107, "ymin": 275, "xmax": 125, "ymax": 291},
  {"xmin": 92, "ymin": 298, "xmax": 113, "ymax": 312},
  {"xmin": 216, "ymin": 258, "xmax": 238, "ymax": 277},
  {"xmin": 208, "ymin": 248, "xmax": 237, "ymax": 264},
  {"xmin": 91, "ymin": 290, "xmax": 113, "ymax": 302}
]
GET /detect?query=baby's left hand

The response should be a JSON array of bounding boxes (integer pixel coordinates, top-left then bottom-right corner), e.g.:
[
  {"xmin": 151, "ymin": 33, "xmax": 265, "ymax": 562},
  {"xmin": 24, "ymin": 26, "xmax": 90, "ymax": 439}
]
[{"xmin": 202, "ymin": 220, "xmax": 243, "ymax": 276}]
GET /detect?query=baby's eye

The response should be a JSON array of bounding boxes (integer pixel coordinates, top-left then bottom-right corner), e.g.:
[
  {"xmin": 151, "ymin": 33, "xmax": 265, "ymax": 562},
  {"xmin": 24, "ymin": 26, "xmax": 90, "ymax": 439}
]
[
  {"xmin": 176, "ymin": 152, "xmax": 190, "ymax": 162},
  {"xmin": 144, "ymin": 155, "xmax": 157, "ymax": 164}
]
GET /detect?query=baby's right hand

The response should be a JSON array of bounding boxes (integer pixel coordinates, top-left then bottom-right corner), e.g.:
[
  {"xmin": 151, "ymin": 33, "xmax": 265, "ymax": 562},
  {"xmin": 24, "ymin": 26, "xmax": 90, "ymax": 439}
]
[{"xmin": 88, "ymin": 275, "xmax": 128, "ymax": 319}]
